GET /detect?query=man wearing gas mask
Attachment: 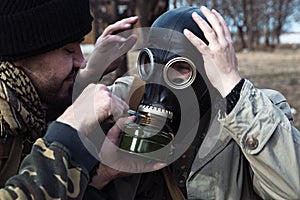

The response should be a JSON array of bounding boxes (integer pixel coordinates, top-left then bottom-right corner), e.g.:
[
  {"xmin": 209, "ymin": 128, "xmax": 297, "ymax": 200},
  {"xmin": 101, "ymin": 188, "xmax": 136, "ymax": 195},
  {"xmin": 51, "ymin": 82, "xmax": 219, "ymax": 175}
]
[{"xmin": 91, "ymin": 6, "xmax": 300, "ymax": 200}]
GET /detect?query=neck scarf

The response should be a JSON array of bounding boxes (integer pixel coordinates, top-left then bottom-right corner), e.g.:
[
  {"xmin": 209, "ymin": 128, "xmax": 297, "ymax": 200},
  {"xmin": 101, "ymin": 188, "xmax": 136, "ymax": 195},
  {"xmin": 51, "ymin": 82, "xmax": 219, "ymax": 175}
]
[{"xmin": 0, "ymin": 61, "xmax": 46, "ymax": 140}]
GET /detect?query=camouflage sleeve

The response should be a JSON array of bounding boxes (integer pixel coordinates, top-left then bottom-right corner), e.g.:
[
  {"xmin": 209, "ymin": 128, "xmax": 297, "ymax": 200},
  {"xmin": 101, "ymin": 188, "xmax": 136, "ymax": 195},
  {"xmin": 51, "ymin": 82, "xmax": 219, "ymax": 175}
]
[{"xmin": 0, "ymin": 122, "xmax": 99, "ymax": 200}]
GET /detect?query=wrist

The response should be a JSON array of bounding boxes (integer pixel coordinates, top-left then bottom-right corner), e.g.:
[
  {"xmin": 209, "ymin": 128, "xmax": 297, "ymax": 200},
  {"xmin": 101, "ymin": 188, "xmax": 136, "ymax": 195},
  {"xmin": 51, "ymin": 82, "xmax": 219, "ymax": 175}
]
[
  {"xmin": 221, "ymin": 75, "xmax": 242, "ymax": 97},
  {"xmin": 215, "ymin": 78, "xmax": 245, "ymax": 115},
  {"xmin": 90, "ymin": 164, "xmax": 116, "ymax": 189},
  {"xmin": 225, "ymin": 78, "xmax": 245, "ymax": 114},
  {"xmin": 44, "ymin": 121, "xmax": 99, "ymax": 172}
]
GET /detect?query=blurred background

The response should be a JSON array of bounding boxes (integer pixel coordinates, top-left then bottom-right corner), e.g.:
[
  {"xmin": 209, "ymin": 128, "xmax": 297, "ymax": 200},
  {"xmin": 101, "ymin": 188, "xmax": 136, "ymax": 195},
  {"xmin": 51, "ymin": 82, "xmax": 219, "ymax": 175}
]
[
  {"xmin": 84, "ymin": 0, "xmax": 300, "ymax": 47},
  {"xmin": 82, "ymin": 0, "xmax": 300, "ymax": 129}
]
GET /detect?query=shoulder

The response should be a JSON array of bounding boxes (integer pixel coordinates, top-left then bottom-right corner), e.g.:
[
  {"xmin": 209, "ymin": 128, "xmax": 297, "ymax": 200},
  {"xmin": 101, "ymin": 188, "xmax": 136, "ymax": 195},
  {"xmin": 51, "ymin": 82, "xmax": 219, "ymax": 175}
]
[
  {"xmin": 260, "ymin": 88, "xmax": 293, "ymax": 121},
  {"xmin": 260, "ymin": 89, "xmax": 287, "ymax": 105}
]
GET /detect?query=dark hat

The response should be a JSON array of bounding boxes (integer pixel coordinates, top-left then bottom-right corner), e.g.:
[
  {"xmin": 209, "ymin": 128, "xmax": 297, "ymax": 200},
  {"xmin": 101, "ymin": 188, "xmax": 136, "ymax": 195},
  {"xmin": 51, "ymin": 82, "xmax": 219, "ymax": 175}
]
[{"xmin": 0, "ymin": 0, "xmax": 93, "ymax": 61}]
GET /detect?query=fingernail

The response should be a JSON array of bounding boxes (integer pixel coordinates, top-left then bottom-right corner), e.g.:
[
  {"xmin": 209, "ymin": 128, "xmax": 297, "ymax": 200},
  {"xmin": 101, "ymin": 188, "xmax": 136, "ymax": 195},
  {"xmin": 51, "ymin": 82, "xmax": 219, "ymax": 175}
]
[
  {"xmin": 183, "ymin": 29, "xmax": 191, "ymax": 35},
  {"xmin": 212, "ymin": 8, "xmax": 218, "ymax": 13},
  {"xmin": 192, "ymin": 12, "xmax": 200, "ymax": 19},
  {"xmin": 201, "ymin": 5, "xmax": 209, "ymax": 11}
]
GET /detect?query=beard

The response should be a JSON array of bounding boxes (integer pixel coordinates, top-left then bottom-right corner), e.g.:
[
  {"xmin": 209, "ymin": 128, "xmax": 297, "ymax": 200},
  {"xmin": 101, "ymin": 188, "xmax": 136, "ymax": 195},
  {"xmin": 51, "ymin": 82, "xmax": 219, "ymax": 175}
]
[
  {"xmin": 17, "ymin": 58, "xmax": 79, "ymax": 122},
  {"xmin": 36, "ymin": 77, "xmax": 74, "ymax": 122},
  {"xmin": 43, "ymin": 85, "xmax": 73, "ymax": 122}
]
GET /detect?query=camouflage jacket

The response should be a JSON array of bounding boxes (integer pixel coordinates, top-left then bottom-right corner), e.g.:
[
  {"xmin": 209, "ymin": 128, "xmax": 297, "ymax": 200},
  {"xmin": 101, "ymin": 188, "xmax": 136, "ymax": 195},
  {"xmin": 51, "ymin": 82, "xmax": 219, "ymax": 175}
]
[
  {"xmin": 0, "ymin": 61, "xmax": 101, "ymax": 199},
  {"xmin": 0, "ymin": 122, "xmax": 99, "ymax": 199}
]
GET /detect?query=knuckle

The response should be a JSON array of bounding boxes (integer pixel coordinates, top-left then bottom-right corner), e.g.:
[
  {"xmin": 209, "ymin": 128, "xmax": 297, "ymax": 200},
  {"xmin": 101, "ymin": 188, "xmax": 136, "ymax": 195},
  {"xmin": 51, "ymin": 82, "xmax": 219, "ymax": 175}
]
[{"xmin": 208, "ymin": 28, "xmax": 215, "ymax": 35}]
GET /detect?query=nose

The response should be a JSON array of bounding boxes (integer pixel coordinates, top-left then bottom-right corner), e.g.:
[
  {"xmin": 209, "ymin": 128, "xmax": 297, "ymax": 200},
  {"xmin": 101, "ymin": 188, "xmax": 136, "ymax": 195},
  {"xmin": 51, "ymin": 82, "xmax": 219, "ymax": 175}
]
[{"xmin": 73, "ymin": 44, "xmax": 85, "ymax": 68}]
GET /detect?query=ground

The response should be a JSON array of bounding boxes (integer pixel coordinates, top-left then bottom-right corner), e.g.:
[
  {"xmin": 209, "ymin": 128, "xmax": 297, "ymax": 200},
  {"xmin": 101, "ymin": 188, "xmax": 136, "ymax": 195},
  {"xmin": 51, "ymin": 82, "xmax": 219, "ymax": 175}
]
[{"xmin": 102, "ymin": 48, "xmax": 300, "ymax": 129}]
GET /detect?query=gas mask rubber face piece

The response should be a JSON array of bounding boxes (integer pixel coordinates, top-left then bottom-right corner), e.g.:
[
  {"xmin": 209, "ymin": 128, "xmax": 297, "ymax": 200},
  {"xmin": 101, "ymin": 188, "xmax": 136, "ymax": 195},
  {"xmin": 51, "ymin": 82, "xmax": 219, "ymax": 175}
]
[
  {"xmin": 137, "ymin": 47, "xmax": 199, "ymax": 133},
  {"xmin": 119, "ymin": 7, "xmax": 214, "ymax": 163}
]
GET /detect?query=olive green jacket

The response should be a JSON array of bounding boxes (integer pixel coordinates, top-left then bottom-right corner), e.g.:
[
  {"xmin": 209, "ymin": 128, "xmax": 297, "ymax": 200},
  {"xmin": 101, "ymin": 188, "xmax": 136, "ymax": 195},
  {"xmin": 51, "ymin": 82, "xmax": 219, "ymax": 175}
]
[
  {"xmin": 185, "ymin": 79, "xmax": 300, "ymax": 200},
  {"xmin": 105, "ymin": 78, "xmax": 300, "ymax": 200}
]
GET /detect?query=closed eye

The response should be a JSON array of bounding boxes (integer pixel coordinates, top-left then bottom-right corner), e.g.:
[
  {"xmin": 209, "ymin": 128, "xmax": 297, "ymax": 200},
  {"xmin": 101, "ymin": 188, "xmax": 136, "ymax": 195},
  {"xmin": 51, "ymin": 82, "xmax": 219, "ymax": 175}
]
[{"xmin": 65, "ymin": 48, "xmax": 75, "ymax": 54}]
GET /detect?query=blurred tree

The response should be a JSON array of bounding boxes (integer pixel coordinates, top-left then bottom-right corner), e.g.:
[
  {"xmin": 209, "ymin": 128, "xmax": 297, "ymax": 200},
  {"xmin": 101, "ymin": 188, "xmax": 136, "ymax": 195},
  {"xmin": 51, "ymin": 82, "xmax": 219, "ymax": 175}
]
[
  {"xmin": 170, "ymin": 0, "xmax": 300, "ymax": 50},
  {"xmin": 90, "ymin": 0, "xmax": 169, "ymax": 41},
  {"xmin": 90, "ymin": 0, "xmax": 299, "ymax": 53},
  {"xmin": 136, "ymin": 0, "xmax": 169, "ymax": 27},
  {"xmin": 272, "ymin": 0, "xmax": 295, "ymax": 44}
]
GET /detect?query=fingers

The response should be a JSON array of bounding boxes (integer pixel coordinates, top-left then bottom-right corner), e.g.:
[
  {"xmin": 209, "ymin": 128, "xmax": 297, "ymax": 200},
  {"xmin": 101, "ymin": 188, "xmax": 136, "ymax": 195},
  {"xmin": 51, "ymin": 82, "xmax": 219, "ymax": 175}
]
[
  {"xmin": 114, "ymin": 115, "xmax": 135, "ymax": 129},
  {"xmin": 191, "ymin": 9, "xmax": 218, "ymax": 45},
  {"xmin": 85, "ymin": 34, "xmax": 137, "ymax": 80},
  {"xmin": 94, "ymin": 84, "xmax": 129, "ymax": 123},
  {"xmin": 183, "ymin": 9, "xmax": 216, "ymax": 55},
  {"xmin": 105, "ymin": 121, "xmax": 121, "ymax": 144},
  {"xmin": 100, "ymin": 145, "xmax": 168, "ymax": 173},
  {"xmin": 95, "ymin": 34, "xmax": 127, "ymax": 49},
  {"xmin": 184, "ymin": 26, "xmax": 209, "ymax": 55},
  {"xmin": 95, "ymin": 16, "xmax": 138, "ymax": 50},
  {"xmin": 199, "ymin": 6, "xmax": 226, "ymax": 45},
  {"xmin": 100, "ymin": 16, "xmax": 138, "ymax": 37},
  {"xmin": 106, "ymin": 116, "xmax": 135, "ymax": 144},
  {"xmin": 183, "ymin": 6, "xmax": 241, "ymax": 97},
  {"xmin": 184, "ymin": 6, "xmax": 231, "ymax": 49},
  {"xmin": 110, "ymin": 95, "xmax": 129, "ymax": 121},
  {"xmin": 95, "ymin": 34, "xmax": 137, "ymax": 56},
  {"xmin": 211, "ymin": 9, "xmax": 232, "ymax": 42}
]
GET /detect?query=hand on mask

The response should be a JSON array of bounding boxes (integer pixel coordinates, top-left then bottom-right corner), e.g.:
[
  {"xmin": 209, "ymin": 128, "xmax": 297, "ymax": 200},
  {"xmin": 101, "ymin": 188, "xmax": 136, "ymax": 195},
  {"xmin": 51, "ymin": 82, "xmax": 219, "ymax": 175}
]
[{"xmin": 184, "ymin": 6, "xmax": 241, "ymax": 97}]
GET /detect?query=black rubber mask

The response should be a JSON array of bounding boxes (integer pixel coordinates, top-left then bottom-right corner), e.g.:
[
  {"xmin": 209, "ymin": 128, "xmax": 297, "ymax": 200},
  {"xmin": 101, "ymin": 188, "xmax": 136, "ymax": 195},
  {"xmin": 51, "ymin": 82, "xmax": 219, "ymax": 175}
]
[
  {"xmin": 118, "ymin": 7, "xmax": 214, "ymax": 162},
  {"xmin": 137, "ymin": 7, "xmax": 211, "ymax": 134}
]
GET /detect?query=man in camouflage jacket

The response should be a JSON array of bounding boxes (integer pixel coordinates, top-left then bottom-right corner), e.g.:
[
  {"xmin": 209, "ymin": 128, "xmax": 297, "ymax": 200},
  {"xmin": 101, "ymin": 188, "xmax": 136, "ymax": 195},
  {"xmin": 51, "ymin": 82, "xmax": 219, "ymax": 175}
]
[{"xmin": 0, "ymin": 0, "xmax": 138, "ymax": 199}]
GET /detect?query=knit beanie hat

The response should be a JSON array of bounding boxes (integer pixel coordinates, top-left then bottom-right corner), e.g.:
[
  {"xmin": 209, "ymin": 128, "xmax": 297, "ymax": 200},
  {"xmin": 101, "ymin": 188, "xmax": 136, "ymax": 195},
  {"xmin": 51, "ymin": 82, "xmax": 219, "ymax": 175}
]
[{"xmin": 0, "ymin": 0, "xmax": 93, "ymax": 61}]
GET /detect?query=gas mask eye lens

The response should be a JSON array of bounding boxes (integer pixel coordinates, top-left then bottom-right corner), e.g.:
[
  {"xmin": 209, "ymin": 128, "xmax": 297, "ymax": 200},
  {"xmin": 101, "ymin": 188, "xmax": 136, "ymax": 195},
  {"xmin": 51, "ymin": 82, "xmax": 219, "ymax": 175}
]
[
  {"xmin": 138, "ymin": 48, "xmax": 154, "ymax": 81},
  {"xmin": 166, "ymin": 62, "xmax": 191, "ymax": 84},
  {"xmin": 164, "ymin": 57, "xmax": 197, "ymax": 89}
]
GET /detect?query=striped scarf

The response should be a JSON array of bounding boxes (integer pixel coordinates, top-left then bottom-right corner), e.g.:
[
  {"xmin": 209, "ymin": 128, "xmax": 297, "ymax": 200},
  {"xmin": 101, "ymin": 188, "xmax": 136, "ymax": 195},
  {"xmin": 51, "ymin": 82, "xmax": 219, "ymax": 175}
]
[{"xmin": 0, "ymin": 61, "xmax": 46, "ymax": 140}]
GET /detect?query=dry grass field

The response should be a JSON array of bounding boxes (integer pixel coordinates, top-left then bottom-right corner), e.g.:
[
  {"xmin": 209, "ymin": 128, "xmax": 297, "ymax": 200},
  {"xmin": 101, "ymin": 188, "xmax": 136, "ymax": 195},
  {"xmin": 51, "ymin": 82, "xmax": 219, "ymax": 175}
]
[
  {"xmin": 103, "ymin": 48, "xmax": 300, "ymax": 129},
  {"xmin": 237, "ymin": 48, "xmax": 300, "ymax": 129}
]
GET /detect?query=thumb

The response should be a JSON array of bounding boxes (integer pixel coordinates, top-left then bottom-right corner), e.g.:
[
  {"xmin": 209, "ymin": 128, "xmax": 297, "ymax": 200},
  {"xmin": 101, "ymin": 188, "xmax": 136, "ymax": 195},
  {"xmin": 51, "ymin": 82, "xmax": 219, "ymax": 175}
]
[{"xmin": 106, "ymin": 116, "xmax": 136, "ymax": 144}]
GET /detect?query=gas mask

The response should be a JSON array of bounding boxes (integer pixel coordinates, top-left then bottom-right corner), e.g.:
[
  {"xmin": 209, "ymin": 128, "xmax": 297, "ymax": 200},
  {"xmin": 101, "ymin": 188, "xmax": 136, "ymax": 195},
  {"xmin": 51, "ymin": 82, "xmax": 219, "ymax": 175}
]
[{"xmin": 119, "ymin": 7, "xmax": 216, "ymax": 163}]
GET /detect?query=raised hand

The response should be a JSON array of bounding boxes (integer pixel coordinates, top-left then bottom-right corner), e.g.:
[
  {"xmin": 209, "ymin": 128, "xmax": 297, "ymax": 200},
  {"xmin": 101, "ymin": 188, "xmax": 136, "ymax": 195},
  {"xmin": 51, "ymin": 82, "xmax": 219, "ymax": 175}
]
[
  {"xmin": 75, "ymin": 16, "xmax": 138, "ymax": 93},
  {"xmin": 184, "ymin": 6, "xmax": 241, "ymax": 97}
]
